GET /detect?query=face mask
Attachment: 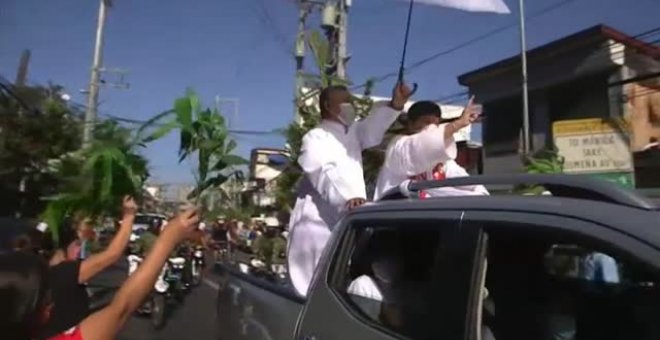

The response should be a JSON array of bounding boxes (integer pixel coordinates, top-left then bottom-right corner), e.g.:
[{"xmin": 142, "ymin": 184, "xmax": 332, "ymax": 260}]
[{"xmin": 337, "ymin": 103, "xmax": 357, "ymax": 126}]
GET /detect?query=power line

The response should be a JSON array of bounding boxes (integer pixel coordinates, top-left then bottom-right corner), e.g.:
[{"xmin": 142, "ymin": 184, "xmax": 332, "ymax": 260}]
[
  {"xmin": 249, "ymin": 0, "xmax": 294, "ymax": 57},
  {"xmin": 431, "ymin": 27, "xmax": 660, "ymax": 104},
  {"xmin": 351, "ymin": 0, "xmax": 582, "ymax": 91},
  {"xmin": 102, "ymin": 113, "xmax": 280, "ymax": 136}
]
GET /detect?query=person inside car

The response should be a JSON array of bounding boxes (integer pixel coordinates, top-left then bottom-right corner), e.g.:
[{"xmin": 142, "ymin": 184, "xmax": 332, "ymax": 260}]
[{"xmin": 0, "ymin": 207, "xmax": 199, "ymax": 340}]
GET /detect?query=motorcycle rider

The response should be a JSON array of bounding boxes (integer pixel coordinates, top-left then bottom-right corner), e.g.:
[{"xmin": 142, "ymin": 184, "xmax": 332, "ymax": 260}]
[
  {"xmin": 134, "ymin": 217, "xmax": 161, "ymax": 257},
  {"xmin": 252, "ymin": 219, "xmax": 286, "ymax": 273}
]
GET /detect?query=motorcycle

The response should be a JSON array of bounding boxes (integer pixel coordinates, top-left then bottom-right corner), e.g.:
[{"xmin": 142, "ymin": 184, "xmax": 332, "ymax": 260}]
[
  {"xmin": 211, "ymin": 240, "xmax": 229, "ymax": 263},
  {"xmin": 127, "ymin": 253, "xmax": 188, "ymax": 329},
  {"xmin": 190, "ymin": 245, "xmax": 205, "ymax": 286}
]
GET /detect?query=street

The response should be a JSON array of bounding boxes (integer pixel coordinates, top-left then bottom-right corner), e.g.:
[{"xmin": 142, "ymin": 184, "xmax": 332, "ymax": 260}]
[
  {"xmin": 117, "ymin": 277, "xmax": 219, "ymax": 340},
  {"xmin": 89, "ymin": 257, "xmax": 220, "ymax": 340}
]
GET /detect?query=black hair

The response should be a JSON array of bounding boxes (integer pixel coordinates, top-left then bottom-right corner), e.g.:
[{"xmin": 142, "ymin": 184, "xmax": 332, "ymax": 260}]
[
  {"xmin": 0, "ymin": 252, "xmax": 50, "ymax": 339},
  {"xmin": 407, "ymin": 100, "xmax": 442, "ymax": 123},
  {"xmin": 319, "ymin": 85, "xmax": 348, "ymax": 118}
]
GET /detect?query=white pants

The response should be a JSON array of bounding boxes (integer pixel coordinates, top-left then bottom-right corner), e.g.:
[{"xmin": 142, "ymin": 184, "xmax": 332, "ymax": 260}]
[{"xmin": 287, "ymin": 222, "xmax": 332, "ymax": 296}]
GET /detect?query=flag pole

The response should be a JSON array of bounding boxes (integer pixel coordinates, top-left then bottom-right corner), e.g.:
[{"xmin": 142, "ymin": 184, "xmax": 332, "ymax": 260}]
[
  {"xmin": 398, "ymin": 0, "xmax": 415, "ymax": 84},
  {"xmin": 518, "ymin": 0, "xmax": 531, "ymax": 155}
]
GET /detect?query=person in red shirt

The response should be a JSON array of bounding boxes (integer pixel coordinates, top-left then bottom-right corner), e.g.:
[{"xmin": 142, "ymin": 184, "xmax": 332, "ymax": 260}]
[
  {"xmin": 0, "ymin": 207, "xmax": 200, "ymax": 340},
  {"xmin": 39, "ymin": 197, "xmax": 139, "ymax": 339}
]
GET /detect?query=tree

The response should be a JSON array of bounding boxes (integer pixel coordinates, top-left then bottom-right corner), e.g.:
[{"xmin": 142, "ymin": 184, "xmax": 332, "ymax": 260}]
[
  {"xmin": 0, "ymin": 83, "xmax": 82, "ymax": 217},
  {"xmin": 138, "ymin": 90, "xmax": 248, "ymax": 205}
]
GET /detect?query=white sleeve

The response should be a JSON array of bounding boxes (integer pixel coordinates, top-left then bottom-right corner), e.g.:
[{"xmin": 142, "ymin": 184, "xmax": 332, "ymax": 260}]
[
  {"xmin": 444, "ymin": 161, "xmax": 490, "ymax": 195},
  {"xmin": 388, "ymin": 124, "xmax": 457, "ymax": 177},
  {"xmin": 298, "ymin": 130, "xmax": 366, "ymax": 209},
  {"xmin": 355, "ymin": 102, "xmax": 401, "ymax": 150},
  {"xmin": 347, "ymin": 275, "xmax": 383, "ymax": 301}
]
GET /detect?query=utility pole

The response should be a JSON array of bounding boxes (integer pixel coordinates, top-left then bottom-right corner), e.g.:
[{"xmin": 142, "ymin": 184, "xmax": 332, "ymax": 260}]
[
  {"xmin": 14, "ymin": 49, "xmax": 31, "ymax": 218},
  {"xmin": 83, "ymin": 0, "xmax": 111, "ymax": 148},
  {"xmin": 15, "ymin": 49, "xmax": 30, "ymax": 87},
  {"xmin": 322, "ymin": 1, "xmax": 349, "ymax": 80},
  {"xmin": 518, "ymin": 0, "xmax": 531, "ymax": 155},
  {"xmin": 337, "ymin": 0, "xmax": 350, "ymax": 79},
  {"xmin": 294, "ymin": 1, "xmax": 311, "ymax": 124}
]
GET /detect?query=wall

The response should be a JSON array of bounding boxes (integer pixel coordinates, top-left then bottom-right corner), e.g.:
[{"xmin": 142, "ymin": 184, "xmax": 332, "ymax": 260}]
[{"xmin": 622, "ymin": 49, "xmax": 660, "ymax": 152}]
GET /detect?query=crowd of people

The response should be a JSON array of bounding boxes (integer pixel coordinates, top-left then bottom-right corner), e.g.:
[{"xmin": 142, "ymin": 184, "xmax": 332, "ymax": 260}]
[
  {"xmin": 0, "ymin": 197, "xmax": 200, "ymax": 340},
  {"xmin": 0, "ymin": 80, "xmax": 481, "ymax": 339}
]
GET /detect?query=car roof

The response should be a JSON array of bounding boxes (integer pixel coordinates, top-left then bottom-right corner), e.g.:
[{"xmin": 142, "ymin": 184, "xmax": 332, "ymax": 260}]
[
  {"xmin": 355, "ymin": 193, "xmax": 660, "ymax": 249},
  {"xmin": 355, "ymin": 174, "xmax": 660, "ymax": 247}
]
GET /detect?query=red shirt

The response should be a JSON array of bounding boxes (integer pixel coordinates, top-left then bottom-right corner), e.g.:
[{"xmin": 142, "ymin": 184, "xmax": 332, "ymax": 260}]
[
  {"xmin": 411, "ymin": 163, "xmax": 446, "ymax": 199},
  {"xmin": 48, "ymin": 327, "xmax": 83, "ymax": 340}
]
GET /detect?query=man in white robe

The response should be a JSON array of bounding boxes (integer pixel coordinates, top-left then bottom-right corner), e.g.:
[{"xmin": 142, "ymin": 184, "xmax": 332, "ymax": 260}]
[
  {"xmin": 287, "ymin": 83, "xmax": 413, "ymax": 296},
  {"xmin": 374, "ymin": 99, "xmax": 483, "ymax": 201}
]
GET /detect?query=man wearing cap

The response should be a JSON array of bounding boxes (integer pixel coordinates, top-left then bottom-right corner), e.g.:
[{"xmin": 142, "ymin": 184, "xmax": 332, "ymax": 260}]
[
  {"xmin": 373, "ymin": 98, "xmax": 484, "ymax": 201},
  {"xmin": 288, "ymin": 81, "xmax": 413, "ymax": 296}
]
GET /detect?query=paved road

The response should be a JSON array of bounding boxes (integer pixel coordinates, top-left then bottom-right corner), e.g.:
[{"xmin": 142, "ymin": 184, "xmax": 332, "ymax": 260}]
[
  {"xmin": 117, "ymin": 275, "xmax": 220, "ymax": 340},
  {"xmin": 89, "ymin": 256, "xmax": 220, "ymax": 340}
]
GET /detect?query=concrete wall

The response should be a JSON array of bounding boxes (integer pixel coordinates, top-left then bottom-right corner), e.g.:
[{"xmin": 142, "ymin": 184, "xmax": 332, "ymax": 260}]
[
  {"xmin": 467, "ymin": 39, "xmax": 628, "ymax": 175},
  {"xmin": 464, "ymin": 39, "xmax": 619, "ymax": 104}
]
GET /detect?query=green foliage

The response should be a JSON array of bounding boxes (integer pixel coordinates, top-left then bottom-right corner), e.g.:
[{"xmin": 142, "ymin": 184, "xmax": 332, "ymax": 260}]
[
  {"xmin": 43, "ymin": 120, "xmax": 150, "ymax": 244},
  {"xmin": 138, "ymin": 90, "xmax": 248, "ymax": 203},
  {"xmin": 516, "ymin": 148, "xmax": 565, "ymax": 195},
  {"xmin": 524, "ymin": 148, "xmax": 565, "ymax": 174},
  {"xmin": 0, "ymin": 84, "xmax": 83, "ymax": 217}
]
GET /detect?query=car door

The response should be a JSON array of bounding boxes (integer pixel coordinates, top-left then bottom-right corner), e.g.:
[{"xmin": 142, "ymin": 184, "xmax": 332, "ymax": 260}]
[
  {"xmin": 461, "ymin": 209, "xmax": 660, "ymax": 340},
  {"xmin": 296, "ymin": 209, "xmax": 481, "ymax": 340}
]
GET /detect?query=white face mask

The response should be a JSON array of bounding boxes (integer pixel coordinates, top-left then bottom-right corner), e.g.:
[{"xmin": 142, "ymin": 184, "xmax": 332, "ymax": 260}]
[{"xmin": 337, "ymin": 103, "xmax": 357, "ymax": 126}]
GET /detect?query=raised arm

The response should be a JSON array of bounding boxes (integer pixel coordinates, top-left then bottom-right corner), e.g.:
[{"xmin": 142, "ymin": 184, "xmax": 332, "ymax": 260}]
[
  {"xmin": 356, "ymin": 104, "xmax": 401, "ymax": 150},
  {"xmin": 387, "ymin": 96, "xmax": 481, "ymax": 177},
  {"xmin": 298, "ymin": 130, "xmax": 365, "ymax": 210},
  {"xmin": 80, "ymin": 208, "xmax": 199, "ymax": 340},
  {"xmin": 78, "ymin": 196, "xmax": 137, "ymax": 283},
  {"xmin": 357, "ymin": 82, "xmax": 413, "ymax": 150}
]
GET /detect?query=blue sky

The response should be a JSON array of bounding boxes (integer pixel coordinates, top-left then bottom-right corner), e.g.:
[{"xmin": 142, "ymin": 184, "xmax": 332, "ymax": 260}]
[{"xmin": 2, "ymin": 0, "xmax": 659, "ymax": 184}]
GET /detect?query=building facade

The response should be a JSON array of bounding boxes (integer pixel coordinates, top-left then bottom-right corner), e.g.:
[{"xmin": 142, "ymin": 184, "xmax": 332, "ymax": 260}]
[{"xmin": 458, "ymin": 25, "xmax": 660, "ymax": 186}]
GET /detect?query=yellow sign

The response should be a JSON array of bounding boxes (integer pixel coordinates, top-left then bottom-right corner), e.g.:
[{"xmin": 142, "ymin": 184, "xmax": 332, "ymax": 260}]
[{"xmin": 553, "ymin": 118, "xmax": 632, "ymax": 174}]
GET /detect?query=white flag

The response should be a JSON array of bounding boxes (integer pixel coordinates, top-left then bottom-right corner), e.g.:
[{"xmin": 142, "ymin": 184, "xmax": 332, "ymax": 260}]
[{"xmin": 411, "ymin": 0, "xmax": 511, "ymax": 14}]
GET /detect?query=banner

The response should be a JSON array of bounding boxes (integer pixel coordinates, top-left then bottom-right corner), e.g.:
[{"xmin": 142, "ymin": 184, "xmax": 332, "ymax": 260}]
[{"xmin": 408, "ymin": 0, "xmax": 511, "ymax": 14}]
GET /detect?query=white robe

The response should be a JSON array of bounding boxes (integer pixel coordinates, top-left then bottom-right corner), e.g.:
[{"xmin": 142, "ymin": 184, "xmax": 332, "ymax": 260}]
[
  {"xmin": 374, "ymin": 124, "xmax": 488, "ymax": 200},
  {"xmin": 287, "ymin": 104, "xmax": 400, "ymax": 296}
]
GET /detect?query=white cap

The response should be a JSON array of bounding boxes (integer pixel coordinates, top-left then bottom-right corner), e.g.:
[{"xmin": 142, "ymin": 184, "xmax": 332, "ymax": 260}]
[
  {"xmin": 36, "ymin": 222, "xmax": 48, "ymax": 233},
  {"xmin": 264, "ymin": 217, "xmax": 279, "ymax": 227}
]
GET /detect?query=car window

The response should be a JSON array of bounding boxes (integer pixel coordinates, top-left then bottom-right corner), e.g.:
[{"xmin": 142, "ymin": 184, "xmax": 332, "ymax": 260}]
[
  {"xmin": 481, "ymin": 224, "xmax": 660, "ymax": 340},
  {"xmin": 334, "ymin": 223, "xmax": 455, "ymax": 340}
]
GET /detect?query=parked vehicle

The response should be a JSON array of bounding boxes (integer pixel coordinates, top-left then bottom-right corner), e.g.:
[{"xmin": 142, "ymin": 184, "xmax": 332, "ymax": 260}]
[
  {"xmin": 215, "ymin": 174, "xmax": 660, "ymax": 340},
  {"xmin": 133, "ymin": 213, "xmax": 167, "ymax": 233},
  {"xmin": 128, "ymin": 252, "xmax": 188, "ymax": 329}
]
